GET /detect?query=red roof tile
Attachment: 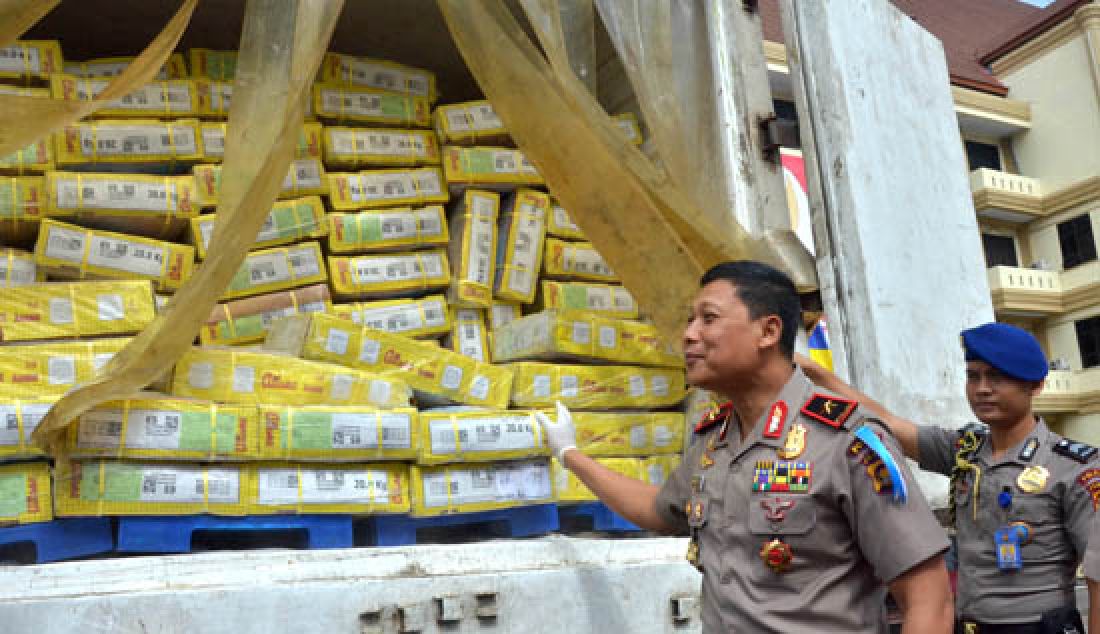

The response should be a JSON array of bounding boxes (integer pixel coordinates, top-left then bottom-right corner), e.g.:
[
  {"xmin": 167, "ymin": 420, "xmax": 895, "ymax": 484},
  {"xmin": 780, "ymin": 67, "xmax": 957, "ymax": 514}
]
[
  {"xmin": 758, "ymin": 0, "xmax": 1041, "ymax": 96},
  {"xmin": 980, "ymin": 0, "xmax": 1089, "ymax": 64}
]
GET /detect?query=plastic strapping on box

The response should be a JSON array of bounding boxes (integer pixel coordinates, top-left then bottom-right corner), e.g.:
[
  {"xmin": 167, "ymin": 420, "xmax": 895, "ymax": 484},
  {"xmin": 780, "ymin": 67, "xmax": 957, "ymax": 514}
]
[
  {"xmin": 95, "ymin": 460, "xmax": 107, "ymax": 517},
  {"xmin": 114, "ymin": 400, "xmax": 132, "ymax": 458},
  {"xmin": 208, "ymin": 403, "xmax": 219, "ymax": 458}
]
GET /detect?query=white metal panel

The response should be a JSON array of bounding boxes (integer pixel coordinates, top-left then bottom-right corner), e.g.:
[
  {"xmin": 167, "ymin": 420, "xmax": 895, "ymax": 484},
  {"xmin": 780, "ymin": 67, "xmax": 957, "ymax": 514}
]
[
  {"xmin": 780, "ymin": 0, "xmax": 995, "ymax": 505},
  {"xmin": 0, "ymin": 536, "xmax": 702, "ymax": 634}
]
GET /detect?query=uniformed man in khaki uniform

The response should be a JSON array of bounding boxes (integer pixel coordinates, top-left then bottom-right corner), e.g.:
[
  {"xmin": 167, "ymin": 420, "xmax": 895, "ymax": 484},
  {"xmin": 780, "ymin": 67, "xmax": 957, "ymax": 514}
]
[
  {"xmin": 1083, "ymin": 520, "xmax": 1100, "ymax": 632},
  {"xmin": 537, "ymin": 261, "xmax": 953, "ymax": 633},
  {"xmin": 802, "ymin": 322, "xmax": 1099, "ymax": 633}
]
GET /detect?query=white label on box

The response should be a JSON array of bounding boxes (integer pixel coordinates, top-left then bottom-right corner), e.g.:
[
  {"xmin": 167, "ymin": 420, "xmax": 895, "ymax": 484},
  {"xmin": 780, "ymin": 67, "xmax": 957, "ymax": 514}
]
[
  {"xmin": 330, "ymin": 374, "xmax": 354, "ymax": 400},
  {"xmin": 368, "ymin": 379, "xmax": 392, "ymax": 405},
  {"xmin": 0, "ymin": 256, "xmax": 36, "ymax": 286},
  {"xmin": 198, "ymin": 220, "xmax": 215, "ymax": 251},
  {"xmin": 0, "ymin": 45, "xmax": 42, "ymax": 74},
  {"xmin": 571, "ymin": 321, "xmax": 591, "ymax": 345},
  {"xmin": 55, "ymin": 176, "xmax": 180, "ymax": 213},
  {"xmin": 301, "ymin": 301, "xmax": 327, "ymax": 314},
  {"xmin": 585, "ymin": 286, "xmax": 612, "ymax": 311},
  {"xmin": 421, "ymin": 469, "xmax": 490, "ymax": 508},
  {"xmin": 359, "ymin": 305, "xmax": 423, "ymax": 333},
  {"xmin": 359, "ymin": 338, "xmax": 381, "ymax": 364},
  {"xmin": 490, "ymin": 303, "xmax": 518, "ymax": 329},
  {"xmin": 353, "ymin": 253, "xmax": 440, "ymax": 285},
  {"xmin": 561, "ymin": 374, "xmax": 579, "ymax": 398},
  {"xmin": 467, "ymin": 212, "xmax": 495, "ymax": 285},
  {"xmin": 505, "ymin": 212, "xmax": 544, "ymax": 295},
  {"xmin": 345, "ymin": 172, "xmax": 415, "ymax": 204},
  {"xmin": 532, "ymin": 374, "xmax": 551, "ymax": 398},
  {"xmin": 647, "ymin": 464, "xmax": 666, "ymax": 486},
  {"xmin": 551, "ymin": 204, "xmax": 579, "ymax": 232},
  {"xmin": 338, "ymin": 57, "xmax": 432, "ymax": 98},
  {"xmin": 232, "ymin": 365, "xmax": 255, "ymax": 393},
  {"xmin": 325, "ymin": 328, "xmax": 350, "ymax": 355},
  {"xmin": 630, "ymin": 425, "xmax": 648, "ymax": 448},
  {"xmin": 416, "ymin": 208, "xmax": 444, "ymax": 237},
  {"xmin": 258, "ymin": 306, "xmax": 296, "ymax": 330},
  {"xmin": 287, "ymin": 246, "xmax": 321, "ymax": 279},
  {"xmin": 256, "ymin": 468, "xmax": 391, "ymax": 505},
  {"xmin": 598, "ymin": 326, "xmax": 618, "ymax": 349},
  {"xmin": 77, "ymin": 124, "xmax": 197, "ymax": 158},
  {"xmin": 651, "ymin": 375, "xmax": 670, "ymax": 397},
  {"xmin": 375, "ymin": 210, "xmax": 418, "ymax": 240},
  {"xmin": 446, "ymin": 108, "xmax": 472, "ymax": 132},
  {"xmin": 469, "ymin": 375, "xmax": 490, "ymax": 401},
  {"xmin": 654, "ymin": 425, "xmax": 674, "ymax": 448},
  {"xmin": 88, "ymin": 236, "xmax": 166, "ymax": 277},
  {"xmin": 492, "ymin": 151, "xmax": 518, "ymax": 174},
  {"xmin": 48, "ymin": 355, "xmax": 76, "ymax": 385},
  {"xmin": 380, "ymin": 412, "xmax": 412, "ymax": 448},
  {"xmin": 188, "ymin": 362, "xmax": 214, "ymax": 389},
  {"xmin": 95, "ymin": 82, "xmax": 193, "ymax": 113},
  {"xmin": 422, "ymin": 300, "xmax": 447, "ymax": 327},
  {"xmin": 413, "ymin": 169, "xmax": 442, "ymax": 197},
  {"xmin": 96, "ymin": 294, "xmax": 125, "ymax": 321},
  {"xmin": 0, "ymin": 403, "xmax": 48, "ymax": 446},
  {"xmin": 283, "ymin": 159, "xmax": 323, "ymax": 192},
  {"xmin": 138, "ymin": 466, "xmax": 240, "ymax": 503},
  {"xmin": 566, "ymin": 246, "xmax": 613, "ymax": 278},
  {"xmin": 92, "ymin": 353, "xmax": 114, "ymax": 373},
  {"xmin": 43, "ymin": 226, "xmax": 87, "ymax": 264},
  {"xmin": 49, "ymin": 297, "xmax": 74, "ymax": 325},
  {"xmin": 76, "ymin": 409, "xmax": 124, "ymax": 448},
  {"xmin": 128, "ymin": 409, "xmax": 184, "ymax": 450},
  {"xmin": 330, "ymin": 412, "xmax": 377, "ymax": 448},
  {"xmin": 628, "ymin": 375, "xmax": 646, "ymax": 397},
  {"xmin": 201, "ymin": 126, "xmax": 226, "ymax": 158},
  {"xmin": 471, "ymin": 102, "xmax": 503, "ymax": 130},
  {"xmin": 244, "ymin": 252, "xmax": 291, "ymax": 288},
  {"xmin": 320, "ymin": 88, "xmax": 392, "ymax": 119},
  {"xmin": 612, "ymin": 287, "xmax": 637, "ymax": 313},
  {"xmin": 430, "ymin": 415, "xmax": 537, "ymax": 455},
  {"xmin": 441, "ymin": 365, "xmax": 463, "ymax": 391}
]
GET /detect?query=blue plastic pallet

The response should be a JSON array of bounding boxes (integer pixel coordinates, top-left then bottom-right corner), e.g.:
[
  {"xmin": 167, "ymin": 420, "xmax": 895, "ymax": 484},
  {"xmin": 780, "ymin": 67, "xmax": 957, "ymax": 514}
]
[
  {"xmin": 116, "ymin": 515, "xmax": 353, "ymax": 553},
  {"xmin": 558, "ymin": 502, "xmax": 641, "ymax": 532},
  {"xmin": 0, "ymin": 517, "xmax": 114, "ymax": 563},
  {"xmin": 367, "ymin": 504, "xmax": 559, "ymax": 547}
]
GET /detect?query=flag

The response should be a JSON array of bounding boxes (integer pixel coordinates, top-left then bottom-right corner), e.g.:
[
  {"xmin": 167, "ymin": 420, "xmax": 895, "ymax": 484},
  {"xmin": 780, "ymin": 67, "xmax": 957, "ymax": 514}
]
[{"xmin": 808, "ymin": 317, "xmax": 833, "ymax": 371}]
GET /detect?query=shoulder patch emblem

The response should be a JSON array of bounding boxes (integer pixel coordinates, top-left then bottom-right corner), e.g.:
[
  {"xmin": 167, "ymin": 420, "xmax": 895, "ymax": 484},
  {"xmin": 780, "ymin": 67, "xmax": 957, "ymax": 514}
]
[
  {"xmin": 1077, "ymin": 468, "xmax": 1100, "ymax": 510},
  {"xmin": 848, "ymin": 425, "xmax": 908, "ymax": 503},
  {"xmin": 694, "ymin": 402, "xmax": 732, "ymax": 434},
  {"xmin": 1053, "ymin": 438, "xmax": 1098, "ymax": 464},
  {"xmin": 800, "ymin": 393, "xmax": 857, "ymax": 429}
]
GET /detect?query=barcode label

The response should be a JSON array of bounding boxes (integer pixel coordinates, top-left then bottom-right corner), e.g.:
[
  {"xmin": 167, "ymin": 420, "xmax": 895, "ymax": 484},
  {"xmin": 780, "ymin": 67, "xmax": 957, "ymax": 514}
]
[
  {"xmin": 561, "ymin": 375, "xmax": 579, "ymax": 398},
  {"xmin": 492, "ymin": 151, "xmax": 516, "ymax": 173},
  {"xmin": 651, "ymin": 375, "xmax": 670, "ymax": 397},
  {"xmin": 55, "ymin": 177, "xmax": 179, "ymax": 214},
  {"xmin": 49, "ymin": 297, "xmax": 74, "ymax": 325},
  {"xmin": 471, "ymin": 103, "xmax": 503, "ymax": 129},
  {"xmin": 359, "ymin": 305, "xmax": 423, "ymax": 333},
  {"xmin": 43, "ymin": 226, "xmax": 86, "ymax": 264},
  {"xmin": 429, "ymin": 415, "xmax": 537, "ymax": 455},
  {"xmin": 287, "ymin": 247, "xmax": 321, "ymax": 278},
  {"xmin": 420, "ymin": 462, "xmax": 551, "ymax": 508},
  {"xmin": 566, "ymin": 246, "xmax": 614, "ymax": 278},
  {"xmin": 77, "ymin": 124, "xmax": 197, "ymax": 157},
  {"xmin": 201, "ymin": 126, "xmax": 226, "ymax": 157},
  {"xmin": 0, "ymin": 403, "xmax": 49, "ymax": 446},
  {"xmin": 466, "ymin": 213, "xmax": 495, "ymax": 285},
  {"xmin": 256, "ymin": 467, "xmax": 392, "ymax": 505},
  {"xmin": 552, "ymin": 204, "xmax": 579, "ymax": 232},
  {"xmin": 138, "ymin": 467, "xmax": 239, "ymax": 503},
  {"xmin": 245, "ymin": 253, "xmax": 291, "ymax": 286},
  {"xmin": 0, "ymin": 46, "xmax": 42, "ymax": 74},
  {"xmin": 337, "ymin": 57, "xmax": 431, "ymax": 98},
  {"xmin": 629, "ymin": 375, "xmax": 646, "ymax": 397},
  {"xmin": 321, "ymin": 88, "xmax": 390, "ymax": 118},
  {"xmin": 0, "ymin": 257, "xmax": 36, "ymax": 287},
  {"xmin": 598, "ymin": 325, "xmax": 618, "ymax": 349},
  {"xmin": 48, "ymin": 355, "xmax": 76, "ymax": 385}
]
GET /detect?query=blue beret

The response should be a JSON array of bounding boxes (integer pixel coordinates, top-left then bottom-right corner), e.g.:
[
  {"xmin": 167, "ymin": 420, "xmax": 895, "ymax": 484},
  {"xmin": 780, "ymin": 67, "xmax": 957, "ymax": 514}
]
[{"xmin": 961, "ymin": 322, "xmax": 1048, "ymax": 382}]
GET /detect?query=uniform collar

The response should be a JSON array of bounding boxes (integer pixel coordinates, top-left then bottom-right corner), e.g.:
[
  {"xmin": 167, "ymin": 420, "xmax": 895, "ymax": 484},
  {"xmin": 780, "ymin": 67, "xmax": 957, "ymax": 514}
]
[
  {"xmin": 730, "ymin": 366, "xmax": 813, "ymax": 454},
  {"xmin": 977, "ymin": 417, "xmax": 1050, "ymax": 467}
]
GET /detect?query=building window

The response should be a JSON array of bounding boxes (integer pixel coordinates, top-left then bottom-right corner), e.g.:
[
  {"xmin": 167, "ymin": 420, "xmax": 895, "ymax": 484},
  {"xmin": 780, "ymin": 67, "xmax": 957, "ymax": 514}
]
[
  {"xmin": 774, "ymin": 99, "xmax": 798, "ymax": 122},
  {"xmin": 965, "ymin": 141, "xmax": 1002, "ymax": 172},
  {"xmin": 981, "ymin": 233, "xmax": 1018, "ymax": 268},
  {"xmin": 1076, "ymin": 316, "xmax": 1100, "ymax": 369},
  {"xmin": 1057, "ymin": 214, "xmax": 1097, "ymax": 269}
]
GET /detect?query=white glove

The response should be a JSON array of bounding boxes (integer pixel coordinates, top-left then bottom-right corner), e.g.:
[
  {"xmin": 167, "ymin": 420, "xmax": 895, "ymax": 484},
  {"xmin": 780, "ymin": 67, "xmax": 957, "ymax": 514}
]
[{"xmin": 534, "ymin": 401, "xmax": 578, "ymax": 463}]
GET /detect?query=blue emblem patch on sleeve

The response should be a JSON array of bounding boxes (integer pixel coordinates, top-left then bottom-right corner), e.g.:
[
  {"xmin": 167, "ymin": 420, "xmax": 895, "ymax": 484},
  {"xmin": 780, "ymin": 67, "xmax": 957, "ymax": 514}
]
[{"xmin": 853, "ymin": 426, "xmax": 908, "ymax": 504}]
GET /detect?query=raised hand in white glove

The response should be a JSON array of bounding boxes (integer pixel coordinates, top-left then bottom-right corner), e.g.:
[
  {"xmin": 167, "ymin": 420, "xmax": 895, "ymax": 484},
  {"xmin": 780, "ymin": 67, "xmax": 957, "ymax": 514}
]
[{"xmin": 534, "ymin": 400, "xmax": 578, "ymax": 463}]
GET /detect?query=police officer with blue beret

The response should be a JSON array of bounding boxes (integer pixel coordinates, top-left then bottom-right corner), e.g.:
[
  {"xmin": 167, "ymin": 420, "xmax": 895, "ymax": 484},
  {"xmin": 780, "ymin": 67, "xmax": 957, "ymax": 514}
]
[{"xmin": 801, "ymin": 322, "xmax": 1098, "ymax": 633}]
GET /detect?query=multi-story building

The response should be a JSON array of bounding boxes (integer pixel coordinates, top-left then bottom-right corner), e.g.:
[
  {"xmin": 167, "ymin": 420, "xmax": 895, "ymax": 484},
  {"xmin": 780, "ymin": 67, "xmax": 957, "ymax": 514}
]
[{"xmin": 764, "ymin": 0, "xmax": 1100, "ymax": 441}]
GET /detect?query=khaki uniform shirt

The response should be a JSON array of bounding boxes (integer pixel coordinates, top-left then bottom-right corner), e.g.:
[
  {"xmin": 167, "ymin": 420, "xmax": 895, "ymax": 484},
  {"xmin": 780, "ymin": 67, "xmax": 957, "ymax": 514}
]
[
  {"xmin": 1084, "ymin": 513, "xmax": 1100, "ymax": 581},
  {"xmin": 918, "ymin": 420, "xmax": 1098, "ymax": 623},
  {"xmin": 656, "ymin": 368, "xmax": 948, "ymax": 633}
]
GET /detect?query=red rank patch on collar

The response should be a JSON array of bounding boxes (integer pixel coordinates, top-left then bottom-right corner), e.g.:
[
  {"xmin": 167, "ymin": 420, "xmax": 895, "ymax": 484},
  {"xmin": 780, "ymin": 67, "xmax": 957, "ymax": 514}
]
[
  {"xmin": 695, "ymin": 401, "xmax": 733, "ymax": 434},
  {"xmin": 801, "ymin": 393, "xmax": 857, "ymax": 428},
  {"xmin": 763, "ymin": 401, "xmax": 788, "ymax": 438}
]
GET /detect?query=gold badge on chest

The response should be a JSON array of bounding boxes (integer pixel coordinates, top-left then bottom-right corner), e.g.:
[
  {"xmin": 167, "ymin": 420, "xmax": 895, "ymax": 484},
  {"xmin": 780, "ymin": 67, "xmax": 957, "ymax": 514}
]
[
  {"xmin": 778, "ymin": 423, "xmax": 807, "ymax": 459},
  {"xmin": 1016, "ymin": 465, "xmax": 1049, "ymax": 493}
]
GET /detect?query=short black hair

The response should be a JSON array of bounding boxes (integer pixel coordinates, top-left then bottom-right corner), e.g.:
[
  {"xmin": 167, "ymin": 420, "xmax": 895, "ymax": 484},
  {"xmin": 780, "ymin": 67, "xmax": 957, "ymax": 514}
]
[{"xmin": 700, "ymin": 260, "xmax": 800, "ymax": 358}]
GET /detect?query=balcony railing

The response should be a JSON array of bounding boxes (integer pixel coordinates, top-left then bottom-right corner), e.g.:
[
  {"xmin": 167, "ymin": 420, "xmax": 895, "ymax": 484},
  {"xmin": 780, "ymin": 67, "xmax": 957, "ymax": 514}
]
[
  {"xmin": 970, "ymin": 168, "xmax": 1042, "ymax": 197},
  {"xmin": 987, "ymin": 266, "xmax": 1062, "ymax": 293},
  {"xmin": 1035, "ymin": 368, "xmax": 1100, "ymax": 413}
]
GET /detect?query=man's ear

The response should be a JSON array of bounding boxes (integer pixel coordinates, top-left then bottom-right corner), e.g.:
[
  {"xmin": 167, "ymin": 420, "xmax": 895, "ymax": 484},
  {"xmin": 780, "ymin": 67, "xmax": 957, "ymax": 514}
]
[{"xmin": 759, "ymin": 314, "xmax": 784, "ymax": 351}]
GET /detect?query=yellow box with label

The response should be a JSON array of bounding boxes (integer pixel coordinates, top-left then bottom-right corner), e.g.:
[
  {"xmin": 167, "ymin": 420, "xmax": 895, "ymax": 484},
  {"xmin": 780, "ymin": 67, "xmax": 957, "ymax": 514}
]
[
  {"xmin": 259, "ymin": 405, "xmax": 419, "ymax": 461},
  {"xmin": 265, "ymin": 312, "xmax": 513, "ymax": 409},
  {"xmin": 222, "ymin": 241, "xmax": 328, "ymax": 301},
  {"xmin": 189, "ymin": 49, "xmax": 238, "ymax": 81},
  {"xmin": 0, "ymin": 337, "xmax": 132, "ymax": 400},
  {"xmin": 447, "ymin": 189, "xmax": 499, "ymax": 309},
  {"xmin": 53, "ymin": 458, "xmax": 250, "ymax": 517},
  {"xmin": 62, "ymin": 397, "xmax": 260, "ymax": 461},
  {"xmin": 494, "ymin": 188, "xmax": 549, "ymax": 304},
  {"xmin": 325, "ymin": 167, "xmax": 448, "ymax": 211},
  {"xmin": 0, "ymin": 279, "xmax": 155, "ymax": 343},
  {"xmin": 0, "ymin": 248, "xmax": 40, "ymax": 287},
  {"xmin": 0, "ymin": 462, "xmax": 52, "ymax": 525},
  {"xmin": 201, "ymin": 284, "xmax": 331, "ymax": 347},
  {"xmin": 247, "ymin": 462, "xmax": 411, "ymax": 515},
  {"xmin": 0, "ymin": 136, "xmax": 54, "ymax": 175},
  {"xmin": 0, "ymin": 41, "xmax": 63, "ymax": 81},
  {"xmin": 509, "ymin": 362, "xmax": 685, "ymax": 410},
  {"xmin": 433, "ymin": 100, "xmax": 508, "ymax": 145},
  {"xmin": 35, "ymin": 219, "xmax": 195, "ymax": 292},
  {"xmin": 45, "ymin": 172, "xmax": 198, "ymax": 219},
  {"xmin": 538, "ymin": 280, "xmax": 638, "ymax": 320},
  {"xmin": 493, "ymin": 310, "xmax": 681, "ymax": 368},
  {"xmin": 409, "ymin": 459, "xmax": 553, "ymax": 517},
  {"xmin": 55, "ymin": 119, "xmax": 203, "ymax": 167},
  {"xmin": 50, "ymin": 75, "xmax": 201, "ymax": 118},
  {"xmin": 193, "ymin": 159, "xmax": 327, "ymax": 206},
  {"xmin": 442, "ymin": 146, "xmax": 543, "ymax": 190},
  {"xmin": 326, "ymin": 205, "xmax": 448, "ymax": 254},
  {"xmin": 327, "ymin": 249, "xmax": 450, "ymax": 300},
  {"xmin": 0, "ymin": 397, "xmax": 56, "ymax": 460},
  {"xmin": 189, "ymin": 195, "xmax": 328, "ymax": 259},
  {"xmin": 312, "ymin": 84, "xmax": 432, "ymax": 127},
  {"xmin": 199, "ymin": 121, "xmax": 321, "ymax": 162},
  {"xmin": 542, "ymin": 238, "xmax": 618, "ymax": 282},
  {"xmin": 331, "ymin": 295, "xmax": 451, "ymax": 339},
  {"xmin": 320, "ymin": 53, "xmax": 437, "ymax": 101},
  {"xmin": 417, "ymin": 410, "xmax": 547, "ymax": 465},
  {"xmin": 322, "ymin": 127, "xmax": 440, "ymax": 169},
  {"xmin": 171, "ymin": 347, "xmax": 412, "ymax": 409},
  {"xmin": 64, "ymin": 53, "xmax": 188, "ymax": 80}
]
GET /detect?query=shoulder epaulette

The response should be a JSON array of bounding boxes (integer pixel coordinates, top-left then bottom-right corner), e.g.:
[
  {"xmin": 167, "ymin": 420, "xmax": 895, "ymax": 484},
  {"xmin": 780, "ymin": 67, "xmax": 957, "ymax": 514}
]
[
  {"xmin": 800, "ymin": 393, "xmax": 857, "ymax": 430},
  {"xmin": 1053, "ymin": 438, "xmax": 1098, "ymax": 464},
  {"xmin": 960, "ymin": 422, "xmax": 989, "ymax": 435},
  {"xmin": 694, "ymin": 402, "xmax": 732, "ymax": 434}
]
